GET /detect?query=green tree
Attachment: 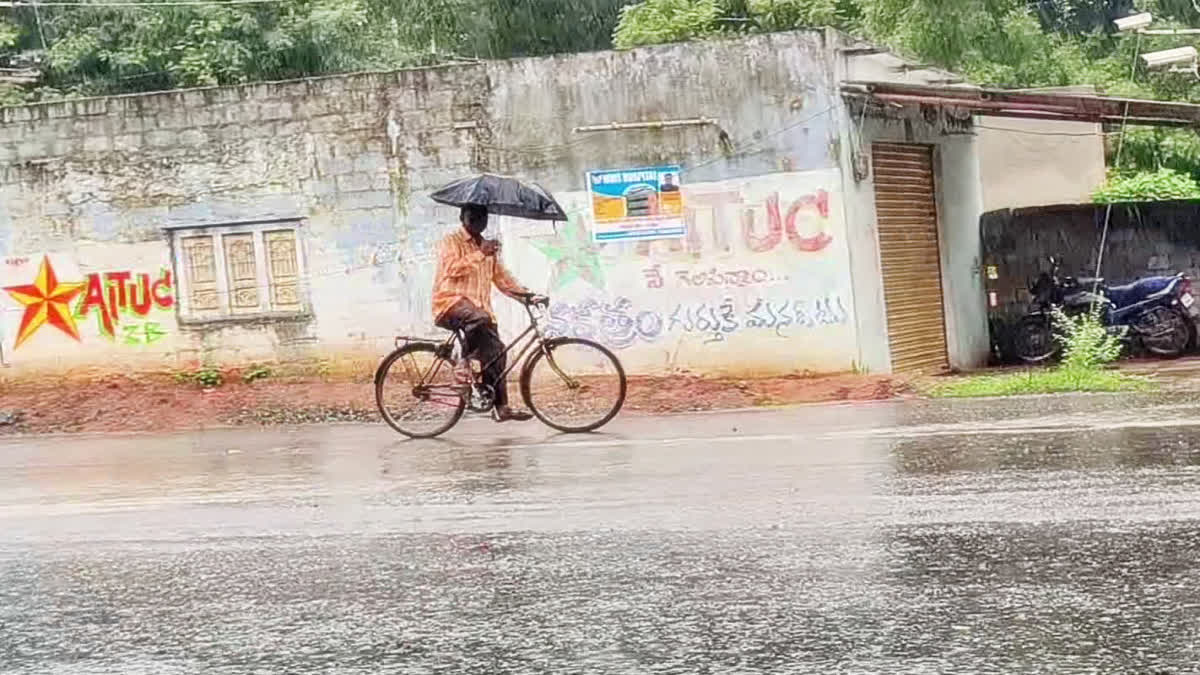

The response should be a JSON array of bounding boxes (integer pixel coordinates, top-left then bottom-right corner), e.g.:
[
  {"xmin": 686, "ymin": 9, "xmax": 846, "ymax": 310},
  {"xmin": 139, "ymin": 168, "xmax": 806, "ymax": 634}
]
[
  {"xmin": 612, "ymin": 0, "xmax": 1200, "ymax": 186},
  {"xmin": 0, "ymin": 0, "xmax": 625, "ymax": 101},
  {"xmin": 368, "ymin": 0, "xmax": 626, "ymax": 62},
  {"xmin": 5, "ymin": 0, "xmax": 1200, "ymax": 197},
  {"xmin": 612, "ymin": 0, "xmax": 723, "ymax": 48},
  {"xmin": 0, "ymin": 17, "xmax": 25, "ymax": 105},
  {"xmin": 22, "ymin": 0, "xmax": 377, "ymax": 97},
  {"xmin": 612, "ymin": 0, "xmax": 857, "ymax": 49},
  {"xmin": 470, "ymin": 0, "xmax": 628, "ymax": 58}
]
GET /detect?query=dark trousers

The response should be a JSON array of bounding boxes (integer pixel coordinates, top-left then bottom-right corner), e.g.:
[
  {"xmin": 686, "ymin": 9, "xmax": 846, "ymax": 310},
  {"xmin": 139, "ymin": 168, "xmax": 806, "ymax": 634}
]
[{"xmin": 437, "ymin": 300, "xmax": 509, "ymax": 408}]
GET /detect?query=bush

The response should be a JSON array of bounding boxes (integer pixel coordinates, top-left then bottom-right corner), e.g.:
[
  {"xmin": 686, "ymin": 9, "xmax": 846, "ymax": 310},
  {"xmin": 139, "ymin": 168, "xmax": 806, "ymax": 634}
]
[
  {"xmin": 175, "ymin": 366, "xmax": 224, "ymax": 388},
  {"xmin": 1051, "ymin": 305, "xmax": 1123, "ymax": 371},
  {"xmin": 1049, "ymin": 305, "xmax": 1131, "ymax": 390},
  {"xmin": 1092, "ymin": 168, "xmax": 1200, "ymax": 204},
  {"xmin": 242, "ymin": 365, "xmax": 273, "ymax": 383}
]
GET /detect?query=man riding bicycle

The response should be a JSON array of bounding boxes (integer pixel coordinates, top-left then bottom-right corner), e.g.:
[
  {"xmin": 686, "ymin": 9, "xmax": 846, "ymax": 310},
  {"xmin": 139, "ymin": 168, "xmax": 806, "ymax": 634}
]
[{"xmin": 432, "ymin": 204, "xmax": 547, "ymax": 423}]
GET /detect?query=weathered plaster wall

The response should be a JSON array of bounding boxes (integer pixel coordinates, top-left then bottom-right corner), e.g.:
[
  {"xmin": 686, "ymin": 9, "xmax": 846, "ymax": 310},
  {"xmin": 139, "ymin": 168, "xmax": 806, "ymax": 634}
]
[
  {"xmin": 494, "ymin": 169, "xmax": 855, "ymax": 376},
  {"xmin": 976, "ymin": 117, "xmax": 1106, "ymax": 212},
  {"xmin": 0, "ymin": 31, "xmax": 861, "ymax": 376},
  {"xmin": 833, "ymin": 31, "xmax": 990, "ymax": 373},
  {"xmin": 1, "ymin": 66, "xmax": 485, "ymax": 372},
  {"xmin": 832, "ymin": 111, "xmax": 989, "ymax": 373},
  {"xmin": 483, "ymin": 33, "xmax": 855, "ymax": 375}
]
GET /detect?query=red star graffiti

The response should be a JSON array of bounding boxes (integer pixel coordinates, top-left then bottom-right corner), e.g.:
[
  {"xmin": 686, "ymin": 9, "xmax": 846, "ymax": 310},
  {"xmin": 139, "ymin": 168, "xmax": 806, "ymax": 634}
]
[{"xmin": 3, "ymin": 256, "xmax": 86, "ymax": 349}]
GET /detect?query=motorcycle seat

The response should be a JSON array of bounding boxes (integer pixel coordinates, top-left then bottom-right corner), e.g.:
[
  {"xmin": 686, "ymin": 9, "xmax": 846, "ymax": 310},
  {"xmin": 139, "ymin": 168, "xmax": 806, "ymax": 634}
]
[{"xmin": 1105, "ymin": 277, "xmax": 1176, "ymax": 308}]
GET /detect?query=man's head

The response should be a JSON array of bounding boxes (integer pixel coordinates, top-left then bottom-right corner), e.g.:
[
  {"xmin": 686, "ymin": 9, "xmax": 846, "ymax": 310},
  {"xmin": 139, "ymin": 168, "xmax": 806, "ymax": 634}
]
[
  {"xmin": 662, "ymin": 174, "xmax": 675, "ymax": 187},
  {"xmin": 460, "ymin": 205, "xmax": 488, "ymax": 237}
]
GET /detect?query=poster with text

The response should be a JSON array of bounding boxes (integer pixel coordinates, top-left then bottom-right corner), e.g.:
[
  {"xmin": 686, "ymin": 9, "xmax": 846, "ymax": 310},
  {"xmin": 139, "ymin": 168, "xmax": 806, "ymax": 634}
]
[{"xmin": 587, "ymin": 165, "xmax": 686, "ymax": 243}]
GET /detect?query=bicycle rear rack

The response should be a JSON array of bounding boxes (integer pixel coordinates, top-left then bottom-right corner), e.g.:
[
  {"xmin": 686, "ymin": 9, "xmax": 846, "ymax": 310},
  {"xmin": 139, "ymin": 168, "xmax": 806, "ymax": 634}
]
[{"xmin": 394, "ymin": 335, "xmax": 442, "ymax": 348}]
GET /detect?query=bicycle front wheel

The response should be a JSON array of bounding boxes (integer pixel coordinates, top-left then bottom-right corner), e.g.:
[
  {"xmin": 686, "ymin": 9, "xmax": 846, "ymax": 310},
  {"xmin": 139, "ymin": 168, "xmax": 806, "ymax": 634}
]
[
  {"xmin": 520, "ymin": 338, "xmax": 626, "ymax": 433},
  {"xmin": 375, "ymin": 343, "xmax": 466, "ymax": 438}
]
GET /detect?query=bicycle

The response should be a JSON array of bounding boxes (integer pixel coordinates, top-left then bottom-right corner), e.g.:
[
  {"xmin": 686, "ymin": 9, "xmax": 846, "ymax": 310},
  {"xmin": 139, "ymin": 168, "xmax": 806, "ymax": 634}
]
[{"xmin": 374, "ymin": 295, "xmax": 628, "ymax": 438}]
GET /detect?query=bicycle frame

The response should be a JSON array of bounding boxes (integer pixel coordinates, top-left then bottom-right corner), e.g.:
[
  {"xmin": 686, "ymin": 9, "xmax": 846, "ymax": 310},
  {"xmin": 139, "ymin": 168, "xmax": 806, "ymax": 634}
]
[{"xmin": 400, "ymin": 302, "xmax": 577, "ymax": 409}]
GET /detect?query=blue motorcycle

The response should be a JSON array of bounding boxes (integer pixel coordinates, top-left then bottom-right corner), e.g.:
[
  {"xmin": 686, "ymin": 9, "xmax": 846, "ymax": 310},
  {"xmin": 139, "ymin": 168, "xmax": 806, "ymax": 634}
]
[{"xmin": 1014, "ymin": 257, "xmax": 1199, "ymax": 363}]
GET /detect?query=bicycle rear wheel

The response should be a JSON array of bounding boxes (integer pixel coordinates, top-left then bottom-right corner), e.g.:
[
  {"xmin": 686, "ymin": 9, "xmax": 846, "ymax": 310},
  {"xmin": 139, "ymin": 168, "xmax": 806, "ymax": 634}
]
[
  {"xmin": 520, "ymin": 338, "xmax": 626, "ymax": 433},
  {"xmin": 375, "ymin": 343, "xmax": 466, "ymax": 438}
]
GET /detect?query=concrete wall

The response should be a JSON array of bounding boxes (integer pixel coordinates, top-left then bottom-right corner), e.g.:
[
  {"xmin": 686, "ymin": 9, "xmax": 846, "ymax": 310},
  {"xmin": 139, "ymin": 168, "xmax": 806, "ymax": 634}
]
[
  {"xmin": 0, "ymin": 65, "xmax": 488, "ymax": 373},
  {"xmin": 481, "ymin": 33, "xmax": 857, "ymax": 377},
  {"xmin": 831, "ymin": 112, "xmax": 989, "ymax": 373},
  {"xmin": 834, "ymin": 34, "xmax": 990, "ymax": 372},
  {"xmin": 976, "ymin": 117, "xmax": 1107, "ymax": 212},
  {"xmin": 0, "ymin": 31, "xmax": 866, "ymax": 377},
  {"xmin": 495, "ymin": 169, "xmax": 856, "ymax": 376},
  {"xmin": 838, "ymin": 45, "xmax": 1102, "ymax": 371}
]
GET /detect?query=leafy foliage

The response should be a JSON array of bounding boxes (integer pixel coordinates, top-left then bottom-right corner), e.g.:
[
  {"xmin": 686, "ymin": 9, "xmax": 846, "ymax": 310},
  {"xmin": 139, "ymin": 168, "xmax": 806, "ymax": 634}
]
[
  {"xmin": 1117, "ymin": 126, "xmax": 1200, "ymax": 176},
  {"xmin": 1092, "ymin": 167, "xmax": 1200, "ymax": 202},
  {"xmin": 0, "ymin": 18, "xmax": 18, "ymax": 50},
  {"xmin": 748, "ymin": 0, "xmax": 859, "ymax": 32},
  {"xmin": 610, "ymin": 0, "xmax": 1200, "ymax": 180},
  {"xmin": 1051, "ymin": 306, "xmax": 1125, "ymax": 369},
  {"xmin": 0, "ymin": 0, "xmax": 624, "ymax": 101},
  {"xmin": 612, "ymin": 0, "xmax": 723, "ymax": 48},
  {"xmin": 8, "ymin": 0, "xmax": 377, "ymax": 97},
  {"xmin": 176, "ymin": 365, "xmax": 224, "ymax": 388},
  {"xmin": 612, "ymin": 0, "xmax": 857, "ymax": 49},
  {"xmin": 0, "ymin": 86, "xmax": 22, "ymax": 106},
  {"xmin": 373, "ymin": 0, "xmax": 626, "ymax": 62},
  {"xmin": 473, "ymin": 0, "xmax": 628, "ymax": 57},
  {"xmin": 242, "ymin": 364, "xmax": 273, "ymax": 383},
  {"xmin": 2, "ymin": 0, "xmax": 1200, "ymax": 195}
]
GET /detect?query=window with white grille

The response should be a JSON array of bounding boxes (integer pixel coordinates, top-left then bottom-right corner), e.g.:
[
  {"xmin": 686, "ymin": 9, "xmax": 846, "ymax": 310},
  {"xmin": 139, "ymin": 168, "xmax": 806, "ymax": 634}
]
[{"xmin": 169, "ymin": 219, "xmax": 308, "ymax": 322}]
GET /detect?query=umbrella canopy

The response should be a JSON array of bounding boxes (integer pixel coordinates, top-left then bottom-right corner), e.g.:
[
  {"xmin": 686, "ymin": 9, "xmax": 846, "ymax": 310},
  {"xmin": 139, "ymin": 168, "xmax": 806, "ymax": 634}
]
[{"xmin": 430, "ymin": 174, "xmax": 568, "ymax": 222}]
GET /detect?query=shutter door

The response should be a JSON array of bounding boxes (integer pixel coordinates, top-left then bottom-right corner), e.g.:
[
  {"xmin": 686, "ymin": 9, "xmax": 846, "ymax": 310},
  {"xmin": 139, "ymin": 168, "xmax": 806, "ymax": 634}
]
[{"xmin": 871, "ymin": 142, "xmax": 949, "ymax": 373}]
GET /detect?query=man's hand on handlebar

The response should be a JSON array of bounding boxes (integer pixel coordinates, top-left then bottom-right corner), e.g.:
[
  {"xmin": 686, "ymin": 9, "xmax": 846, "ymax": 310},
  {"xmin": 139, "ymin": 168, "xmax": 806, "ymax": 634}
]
[{"xmin": 523, "ymin": 293, "xmax": 550, "ymax": 307}]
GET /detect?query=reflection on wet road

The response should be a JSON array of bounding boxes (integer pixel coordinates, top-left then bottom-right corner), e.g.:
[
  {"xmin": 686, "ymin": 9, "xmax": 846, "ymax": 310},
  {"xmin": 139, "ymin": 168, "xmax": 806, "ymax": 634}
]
[{"xmin": 4, "ymin": 394, "xmax": 1200, "ymax": 673}]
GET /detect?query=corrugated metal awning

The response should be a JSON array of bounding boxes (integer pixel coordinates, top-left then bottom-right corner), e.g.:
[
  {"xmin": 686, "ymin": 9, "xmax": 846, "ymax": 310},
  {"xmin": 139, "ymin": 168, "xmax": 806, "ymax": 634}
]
[{"xmin": 843, "ymin": 81, "xmax": 1200, "ymax": 128}]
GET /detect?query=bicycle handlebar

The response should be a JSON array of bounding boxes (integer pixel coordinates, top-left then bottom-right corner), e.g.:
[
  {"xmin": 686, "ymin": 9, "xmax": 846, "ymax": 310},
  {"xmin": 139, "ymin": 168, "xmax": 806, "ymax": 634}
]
[{"xmin": 518, "ymin": 292, "xmax": 550, "ymax": 308}]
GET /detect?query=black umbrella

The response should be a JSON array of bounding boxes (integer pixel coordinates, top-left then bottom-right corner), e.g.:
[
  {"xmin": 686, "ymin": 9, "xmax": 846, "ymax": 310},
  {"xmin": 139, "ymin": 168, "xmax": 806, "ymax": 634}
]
[{"xmin": 429, "ymin": 174, "xmax": 568, "ymax": 222}]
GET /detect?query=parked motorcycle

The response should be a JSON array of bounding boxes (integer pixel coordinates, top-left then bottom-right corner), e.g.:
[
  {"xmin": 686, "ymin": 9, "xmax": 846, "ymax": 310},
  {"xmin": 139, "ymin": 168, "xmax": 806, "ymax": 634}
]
[{"xmin": 1013, "ymin": 256, "xmax": 1199, "ymax": 363}]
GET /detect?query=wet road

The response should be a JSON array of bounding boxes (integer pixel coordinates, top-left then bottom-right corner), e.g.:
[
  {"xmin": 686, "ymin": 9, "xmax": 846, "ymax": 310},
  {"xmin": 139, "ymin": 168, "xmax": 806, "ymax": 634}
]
[{"xmin": 4, "ymin": 394, "xmax": 1200, "ymax": 673}]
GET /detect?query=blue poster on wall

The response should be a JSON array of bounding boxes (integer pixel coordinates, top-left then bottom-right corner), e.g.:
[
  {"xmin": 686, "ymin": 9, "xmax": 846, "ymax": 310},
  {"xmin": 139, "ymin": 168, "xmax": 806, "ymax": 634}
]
[{"xmin": 586, "ymin": 165, "xmax": 686, "ymax": 243}]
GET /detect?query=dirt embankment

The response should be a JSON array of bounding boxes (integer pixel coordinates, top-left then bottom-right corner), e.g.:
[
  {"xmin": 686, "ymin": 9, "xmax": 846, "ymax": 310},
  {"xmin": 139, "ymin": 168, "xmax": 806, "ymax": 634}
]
[{"xmin": 0, "ymin": 369, "xmax": 907, "ymax": 436}]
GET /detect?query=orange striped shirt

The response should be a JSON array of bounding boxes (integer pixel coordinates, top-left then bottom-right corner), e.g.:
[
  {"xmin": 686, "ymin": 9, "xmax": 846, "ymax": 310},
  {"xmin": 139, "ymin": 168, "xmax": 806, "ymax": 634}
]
[{"xmin": 432, "ymin": 228, "xmax": 529, "ymax": 322}]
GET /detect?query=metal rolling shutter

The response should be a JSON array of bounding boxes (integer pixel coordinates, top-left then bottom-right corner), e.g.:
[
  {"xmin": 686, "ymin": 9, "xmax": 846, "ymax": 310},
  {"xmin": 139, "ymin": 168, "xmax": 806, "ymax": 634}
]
[{"xmin": 871, "ymin": 142, "xmax": 949, "ymax": 373}]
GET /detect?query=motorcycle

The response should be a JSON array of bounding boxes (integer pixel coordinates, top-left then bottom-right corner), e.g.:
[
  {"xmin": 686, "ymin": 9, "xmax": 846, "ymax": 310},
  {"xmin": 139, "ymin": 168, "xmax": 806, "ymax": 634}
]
[{"xmin": 1013, "ymin": 256, "xmax": 1199, "ymax": 364}]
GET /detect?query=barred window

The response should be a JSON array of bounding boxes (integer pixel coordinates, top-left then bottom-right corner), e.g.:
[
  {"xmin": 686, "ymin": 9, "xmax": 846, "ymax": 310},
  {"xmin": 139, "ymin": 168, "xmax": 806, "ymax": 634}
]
[
  {"xmin": 181, "ymin": 236, "xmax": 220, "ymax": 311},
  {"xmin": 168, "ymin": 220, "xmax": 308, "ymax": 322}
]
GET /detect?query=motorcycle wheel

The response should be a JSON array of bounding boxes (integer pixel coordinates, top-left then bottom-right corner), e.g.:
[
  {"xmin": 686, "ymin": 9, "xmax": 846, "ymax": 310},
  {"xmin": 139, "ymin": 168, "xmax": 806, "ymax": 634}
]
[
  {"xmin": 1013, "ymin": 316, "xmax": 1058, "ymax": 364},
  {"xmin": 1141, "ymin": 307, "xmax": 1192, "ymax": 358}
]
